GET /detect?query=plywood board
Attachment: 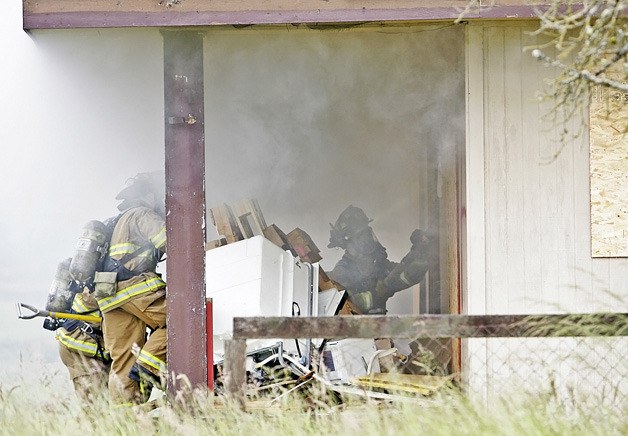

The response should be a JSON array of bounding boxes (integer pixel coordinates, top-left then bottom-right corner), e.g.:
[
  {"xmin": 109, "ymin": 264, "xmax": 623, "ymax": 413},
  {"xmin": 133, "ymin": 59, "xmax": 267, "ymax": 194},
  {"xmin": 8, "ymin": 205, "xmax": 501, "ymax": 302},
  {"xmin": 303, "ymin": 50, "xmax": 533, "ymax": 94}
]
[{"xmin": 589, "ymin": 62, "xmax": 628, "ymax": 258}]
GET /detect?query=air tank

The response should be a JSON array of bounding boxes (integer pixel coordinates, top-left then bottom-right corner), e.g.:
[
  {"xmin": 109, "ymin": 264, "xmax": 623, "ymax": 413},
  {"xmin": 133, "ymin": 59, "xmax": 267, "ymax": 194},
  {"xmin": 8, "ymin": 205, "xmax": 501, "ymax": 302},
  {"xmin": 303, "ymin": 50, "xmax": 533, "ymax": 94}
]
[
  {"xmin": 45, "ymin": 258, "xmax": 75, "ymax": 312},
  {"xmin": 69, "ymin": 220, "xmax": 109, "ymax": 283}
]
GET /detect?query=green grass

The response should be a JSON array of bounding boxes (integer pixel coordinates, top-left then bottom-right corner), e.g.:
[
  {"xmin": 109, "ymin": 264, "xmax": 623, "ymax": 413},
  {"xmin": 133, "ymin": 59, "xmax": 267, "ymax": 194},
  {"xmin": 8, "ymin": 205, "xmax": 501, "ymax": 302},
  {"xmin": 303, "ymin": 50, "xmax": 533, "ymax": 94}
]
[{"xmin": 1, "ymin": 377, "xmax": 625, "ymax": 436}]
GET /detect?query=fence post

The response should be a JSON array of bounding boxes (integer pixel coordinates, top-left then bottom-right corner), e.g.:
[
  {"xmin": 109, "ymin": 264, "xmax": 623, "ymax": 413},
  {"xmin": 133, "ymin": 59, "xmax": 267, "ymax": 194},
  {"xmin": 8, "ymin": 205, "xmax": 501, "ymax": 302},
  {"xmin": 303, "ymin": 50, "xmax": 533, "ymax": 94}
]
[{"xmin": 224, "ymin": 339, "xmax": 246, "ymax": 408}]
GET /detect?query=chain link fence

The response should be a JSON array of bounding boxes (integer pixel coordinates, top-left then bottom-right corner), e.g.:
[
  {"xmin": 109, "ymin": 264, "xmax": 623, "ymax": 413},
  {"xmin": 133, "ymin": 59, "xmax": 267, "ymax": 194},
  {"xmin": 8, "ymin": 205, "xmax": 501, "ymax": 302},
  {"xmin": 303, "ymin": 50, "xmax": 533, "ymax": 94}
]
[{"xmin": 219, "ymin": 313, "xmax": 627, "ymax": 411}]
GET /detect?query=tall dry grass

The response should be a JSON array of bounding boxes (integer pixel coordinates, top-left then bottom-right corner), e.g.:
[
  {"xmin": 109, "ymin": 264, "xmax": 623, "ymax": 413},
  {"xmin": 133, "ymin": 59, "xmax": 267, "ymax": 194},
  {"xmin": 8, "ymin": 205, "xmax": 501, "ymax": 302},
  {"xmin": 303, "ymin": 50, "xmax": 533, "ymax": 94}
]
[{"xmin": 1, "ymin": 375, "xmax": 625, "ymax": 436}]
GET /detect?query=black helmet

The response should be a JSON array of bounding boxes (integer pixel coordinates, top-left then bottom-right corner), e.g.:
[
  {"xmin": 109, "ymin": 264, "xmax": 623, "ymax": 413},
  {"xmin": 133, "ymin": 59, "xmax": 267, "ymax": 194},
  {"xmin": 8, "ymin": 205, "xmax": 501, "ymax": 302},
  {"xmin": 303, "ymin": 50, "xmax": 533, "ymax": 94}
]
[
  {"xmin": 328, "ymin": 205, "xmax": 373, "ymax": 249},
  {"xmin": 116, "ymin": 171, "xmax": 165, "ymax": 214}
]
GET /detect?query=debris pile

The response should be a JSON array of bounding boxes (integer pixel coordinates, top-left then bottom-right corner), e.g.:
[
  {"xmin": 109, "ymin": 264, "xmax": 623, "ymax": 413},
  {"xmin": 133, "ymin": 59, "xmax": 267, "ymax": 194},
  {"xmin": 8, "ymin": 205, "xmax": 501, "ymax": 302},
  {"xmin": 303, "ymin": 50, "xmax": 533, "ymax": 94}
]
[
  {"xmin": 207, "ymin": 199, "xmax": 451, "ymax": 401},
  {"xmin": 208, "ymin": 199, "xmax": 360, "ymax": 315}
]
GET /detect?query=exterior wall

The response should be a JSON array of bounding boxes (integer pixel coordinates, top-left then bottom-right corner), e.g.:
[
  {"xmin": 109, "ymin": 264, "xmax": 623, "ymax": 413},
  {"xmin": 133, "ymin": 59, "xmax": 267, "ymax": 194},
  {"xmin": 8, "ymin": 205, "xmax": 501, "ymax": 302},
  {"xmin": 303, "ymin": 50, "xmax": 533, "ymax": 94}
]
[
  {"xmin": 463, "ymin": 21, "xmax": 628, "ymax": 403},
  {"xmin": 464, "ymin": 21, "xmax": 628, "ymax": 316}
]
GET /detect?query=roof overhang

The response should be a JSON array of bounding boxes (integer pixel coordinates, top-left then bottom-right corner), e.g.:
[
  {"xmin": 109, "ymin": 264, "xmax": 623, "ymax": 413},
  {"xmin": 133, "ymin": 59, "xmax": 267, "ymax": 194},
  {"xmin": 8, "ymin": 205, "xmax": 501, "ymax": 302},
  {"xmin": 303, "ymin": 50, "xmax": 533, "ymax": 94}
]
[{"xmin": 23, "ymin": 0, "xmax": 542, "ymax": 30}]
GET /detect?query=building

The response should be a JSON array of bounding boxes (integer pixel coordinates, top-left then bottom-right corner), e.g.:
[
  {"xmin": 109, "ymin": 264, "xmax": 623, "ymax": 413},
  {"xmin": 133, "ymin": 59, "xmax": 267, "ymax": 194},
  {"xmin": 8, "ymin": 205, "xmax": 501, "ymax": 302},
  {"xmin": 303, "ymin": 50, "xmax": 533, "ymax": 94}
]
[{"xmin": 21, "ymin": 1, "xmax": 627, "ymax": 396}]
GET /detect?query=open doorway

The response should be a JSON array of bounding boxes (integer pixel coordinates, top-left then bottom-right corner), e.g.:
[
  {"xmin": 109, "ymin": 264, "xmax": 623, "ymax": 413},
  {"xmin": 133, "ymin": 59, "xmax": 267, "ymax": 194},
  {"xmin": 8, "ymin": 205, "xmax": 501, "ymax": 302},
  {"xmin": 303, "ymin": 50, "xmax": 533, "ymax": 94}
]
[
  {"xmin": 204, "ymin": 23, "xmax": 464, "ymax": 315},
  {"xmin": 203, "ymin": 23, "xmax": 464, "ymax": 373}
]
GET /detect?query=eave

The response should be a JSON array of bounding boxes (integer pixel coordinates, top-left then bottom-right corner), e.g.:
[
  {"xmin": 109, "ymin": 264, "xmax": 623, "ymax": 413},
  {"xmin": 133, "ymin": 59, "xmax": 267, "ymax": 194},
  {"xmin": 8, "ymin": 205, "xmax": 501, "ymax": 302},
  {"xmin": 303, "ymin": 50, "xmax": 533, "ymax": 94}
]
[{"xmin": 23, "ymin": 1, "xmax": 541, "ymax": 30}]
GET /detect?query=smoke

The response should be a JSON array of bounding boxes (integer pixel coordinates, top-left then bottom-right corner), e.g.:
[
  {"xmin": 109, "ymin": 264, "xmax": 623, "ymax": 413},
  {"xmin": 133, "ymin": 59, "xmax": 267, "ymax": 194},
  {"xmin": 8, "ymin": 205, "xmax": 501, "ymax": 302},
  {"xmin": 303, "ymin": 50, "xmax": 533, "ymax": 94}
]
[
  {"xmin": 0, "ymin": 12, "xmax": 165, "ymax": 380},
  {"xmin": 0, "ymin": 15, "xmax": 464, "ymax": 382},
  {"xmin": 203, "ymin": 24, "xmax": 465, "ymax": 313}
]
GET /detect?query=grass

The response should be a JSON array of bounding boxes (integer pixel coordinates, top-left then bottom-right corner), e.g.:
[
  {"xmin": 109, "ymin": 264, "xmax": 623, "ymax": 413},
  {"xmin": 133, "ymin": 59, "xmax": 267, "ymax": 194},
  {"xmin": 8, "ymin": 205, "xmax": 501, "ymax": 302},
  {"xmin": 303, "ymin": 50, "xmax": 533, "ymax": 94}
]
[
  {"xmin": 0, "ymin": 375, "xmax": 625, "ymax": 436},
  {"xmin": 2, "ymin": 309, "xmax": 625, "ymax": 435}
]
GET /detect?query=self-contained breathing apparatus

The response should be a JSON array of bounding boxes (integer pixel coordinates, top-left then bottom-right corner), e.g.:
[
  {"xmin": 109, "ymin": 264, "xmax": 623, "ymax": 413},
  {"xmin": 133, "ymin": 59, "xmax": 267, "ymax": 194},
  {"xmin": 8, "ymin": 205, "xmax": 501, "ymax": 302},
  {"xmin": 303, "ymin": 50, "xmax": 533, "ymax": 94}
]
[
  {"xmin": 45, "ymin": 216, "xmax": 120, "ymax": 313},
  {"xmin": 45, "ymin": 210, "xmax": 165, "ymax": 314},
  {"xmin": 41, "ymin": 211, "xmax": 159, "ymax": 363},
  {"xmin": 39, "ymin": 219, "xmax": 115, "ymax": 362},
  {"xmin": 44, "ymin": 257, "xmax": 76, "ymax": 314}
]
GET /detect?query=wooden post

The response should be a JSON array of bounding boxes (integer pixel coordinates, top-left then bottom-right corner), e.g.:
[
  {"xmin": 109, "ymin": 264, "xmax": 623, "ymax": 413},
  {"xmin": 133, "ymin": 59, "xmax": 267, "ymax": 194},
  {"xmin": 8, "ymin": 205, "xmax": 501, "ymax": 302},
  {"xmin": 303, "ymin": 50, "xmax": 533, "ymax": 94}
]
[
  {"xmin": 232, "ymin": 313, "xmax": 628, "ymax": 340},
  {"xmin": 163, "ymin": 30, "xmax": 207, "ymax": 393},
  {"xmin": 224, "ymin": 339, "xmax": 247, "ymax": 408}
]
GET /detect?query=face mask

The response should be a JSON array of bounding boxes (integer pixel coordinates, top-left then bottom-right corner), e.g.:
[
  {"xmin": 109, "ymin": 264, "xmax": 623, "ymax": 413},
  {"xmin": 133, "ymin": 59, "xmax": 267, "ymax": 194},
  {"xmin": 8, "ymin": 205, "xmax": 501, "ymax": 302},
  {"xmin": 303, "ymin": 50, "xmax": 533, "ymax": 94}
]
[{"xmin": 345, "ymin": 228, "xmax": 380, "ymax": 257}]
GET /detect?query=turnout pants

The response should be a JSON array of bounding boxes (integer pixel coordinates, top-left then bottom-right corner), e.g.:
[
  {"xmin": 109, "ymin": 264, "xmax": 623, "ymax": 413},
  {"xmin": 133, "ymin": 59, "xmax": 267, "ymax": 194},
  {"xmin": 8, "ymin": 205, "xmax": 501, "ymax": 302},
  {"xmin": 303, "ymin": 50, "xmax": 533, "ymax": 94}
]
[
  {"xmin": 58, "ymin": 343, "xmax": 110, "ymax": 404},
  {"xmin": 103, "ymin": 290, "xmax": 167, "ymax": 405}
]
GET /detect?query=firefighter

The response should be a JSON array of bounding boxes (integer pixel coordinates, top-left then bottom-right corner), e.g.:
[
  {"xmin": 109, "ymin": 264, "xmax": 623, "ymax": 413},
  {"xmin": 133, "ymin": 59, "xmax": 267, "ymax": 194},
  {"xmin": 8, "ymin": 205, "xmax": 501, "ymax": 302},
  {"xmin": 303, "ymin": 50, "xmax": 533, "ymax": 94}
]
[
  {"xmin": 327, "ymin": 205, "xmax": 396, "ymax": 314},
  {"xmin": 56, "ymin": 290, "xmax": 110, "ymax": 404},
  {"xmin": 95, "ymin": 172, "xmax": 167, "ymax": 406},
  {"xmin": 328, "ymin": 205, "xmax": 432, "ymax": 314}
]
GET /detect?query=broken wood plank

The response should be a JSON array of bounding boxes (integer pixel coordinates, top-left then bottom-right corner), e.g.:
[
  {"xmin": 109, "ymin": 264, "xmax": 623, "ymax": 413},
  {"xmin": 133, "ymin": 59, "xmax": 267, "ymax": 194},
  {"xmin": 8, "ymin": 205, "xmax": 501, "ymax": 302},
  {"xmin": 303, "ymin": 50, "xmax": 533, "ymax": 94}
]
[
  {"xmin": 262, "ymin": 223, "xmax": 296, "ymax": 255},
  {"xmin": 206, "ymin": 237, "xmax": 228, "ymax": 251},
  {"xmin": 232, "ymin": 198, "xmax": 267, "ymax": 236},
  {"xmin": 237, "ymin": 212, "xmax": 256, "ymax": 238},
  {"xmin": 338, "ymin": 298, "xmax": 363, "ymax": 315},
  {"xmin": 209, "ymin": 204, "xmax": 244, "ymax": 244},
  {"xmin": 287, "ymin": 228, "xmax": 322, "ymax": 263},
  {"xmin": 318, "ymin": 269, "xmax": 336, "ymax": 291}
]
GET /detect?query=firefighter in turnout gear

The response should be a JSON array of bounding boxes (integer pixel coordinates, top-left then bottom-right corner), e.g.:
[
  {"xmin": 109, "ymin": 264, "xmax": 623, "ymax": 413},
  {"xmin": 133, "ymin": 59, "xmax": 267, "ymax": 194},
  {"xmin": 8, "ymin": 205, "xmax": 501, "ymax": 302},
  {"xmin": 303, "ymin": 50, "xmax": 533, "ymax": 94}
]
[
  {"xmin": 56, "ymin": 290, "xmax": 110, "ymax": 404},
  {"xmin": 327, "ymin": 206, "xmax": 397, "ymax": 314},
  {"xmin": 96, "ymin": 172, "xmax": 167, "ymax": 406},
  {"xmin": 328, "ymin": 206, "xmax": 432, "ymax": 314}
]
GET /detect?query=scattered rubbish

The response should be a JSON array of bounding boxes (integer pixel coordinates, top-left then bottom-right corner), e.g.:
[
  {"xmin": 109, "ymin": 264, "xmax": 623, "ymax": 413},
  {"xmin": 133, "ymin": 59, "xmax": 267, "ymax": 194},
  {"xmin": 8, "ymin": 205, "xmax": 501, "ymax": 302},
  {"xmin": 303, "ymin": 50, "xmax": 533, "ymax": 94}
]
[{"xmin": 207, "ymin": 198, "xmax": 449, "ymax": 404}]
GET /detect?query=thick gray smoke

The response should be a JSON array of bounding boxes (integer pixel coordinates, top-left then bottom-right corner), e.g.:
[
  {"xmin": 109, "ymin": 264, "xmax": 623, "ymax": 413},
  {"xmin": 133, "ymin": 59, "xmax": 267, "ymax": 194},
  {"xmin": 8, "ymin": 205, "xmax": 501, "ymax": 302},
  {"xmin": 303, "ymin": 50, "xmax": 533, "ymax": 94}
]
[
  {"xmin": 0, "ymin": 18, "xmax": 164, "ymax": 382},
  {"xmin": 203, "ymin": 24, "xmax": 465, "ymax": 313},
  {"xmin": 0, "ymin": 15, "xmax": 464, "ymax": 385}
]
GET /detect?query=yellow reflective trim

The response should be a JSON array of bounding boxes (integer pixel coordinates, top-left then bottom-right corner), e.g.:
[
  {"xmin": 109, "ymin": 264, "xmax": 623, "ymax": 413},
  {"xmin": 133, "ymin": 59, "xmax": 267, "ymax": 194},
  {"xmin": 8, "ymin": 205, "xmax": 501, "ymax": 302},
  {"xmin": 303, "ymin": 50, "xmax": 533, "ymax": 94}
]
[
  {"xmin": 56, "ymin": 329, "xmax": 98, "ymax": 356},
  {"xmin": 109, "ymin": 242, "xmax": 153, "ymax": 258},
  {"xmin": 72, "ymin": 294, "xmax": 101, "ymax": 315},
  {"xmin": 109, "ymin": 243, "xmax": 139, "ymax": 256},
  {"xmin": 150, "ymin": 227, "xmax": 166, "ymax": 249},
  {"xmin": 138, "ymin": 349, "xmax": 166, "ymax": 371},
  {"xmin": 97, "ymin": 277, "xmax": 165, "ymax": 312},
  {"xmin": 71, "ymin": 297, "xmax": 90, "ymax": 313},
  {"xmin": 112, "ymin": 403, "xmax": 135, "ymax": 409}
]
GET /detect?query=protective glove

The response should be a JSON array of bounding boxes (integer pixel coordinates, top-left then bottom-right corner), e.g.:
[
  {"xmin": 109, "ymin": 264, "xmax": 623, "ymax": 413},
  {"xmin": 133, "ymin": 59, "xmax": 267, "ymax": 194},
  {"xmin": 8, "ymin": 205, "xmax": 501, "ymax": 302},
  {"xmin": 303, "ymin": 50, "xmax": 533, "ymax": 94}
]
[
  {"xmin": 351, "ymin": 285, "xmax": 388, "ymax": 314},
  {"xmin": 350, "ymin": 291, "xmax": 375, "ymax": 312}
]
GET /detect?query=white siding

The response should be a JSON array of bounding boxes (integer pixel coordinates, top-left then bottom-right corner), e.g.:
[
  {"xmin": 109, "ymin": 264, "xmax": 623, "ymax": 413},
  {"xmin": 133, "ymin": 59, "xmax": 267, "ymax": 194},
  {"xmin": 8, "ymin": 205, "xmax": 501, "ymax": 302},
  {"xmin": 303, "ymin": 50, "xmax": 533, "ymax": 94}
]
[
  {"xmin": 464, "ymin": 22, "xmax": 628, "ymax": 405},
  {"xmin": 465, "ymin": 22, "xmax": 628, "ymax": 316}
]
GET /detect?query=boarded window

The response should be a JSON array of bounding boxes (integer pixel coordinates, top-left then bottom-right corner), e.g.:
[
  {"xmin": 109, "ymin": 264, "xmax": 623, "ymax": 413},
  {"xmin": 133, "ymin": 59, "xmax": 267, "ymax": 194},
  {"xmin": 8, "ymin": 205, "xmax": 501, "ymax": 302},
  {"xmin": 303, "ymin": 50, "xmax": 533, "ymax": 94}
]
[{"xmin": 590, "ymin": 61, "xmax": 628, "ymax": 257}]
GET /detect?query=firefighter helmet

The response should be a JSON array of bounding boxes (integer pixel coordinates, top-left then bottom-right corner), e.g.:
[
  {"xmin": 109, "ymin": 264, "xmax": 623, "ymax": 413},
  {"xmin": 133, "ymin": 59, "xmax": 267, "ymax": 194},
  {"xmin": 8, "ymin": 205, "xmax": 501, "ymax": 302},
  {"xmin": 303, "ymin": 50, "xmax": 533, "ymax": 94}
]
[
  {"xmin": 116, "ymin": 171, "xmax": 165, "ymax": 215},
  {"xmin": 328, "ymin": 205, "xmax": 373, "ymax": 248}
]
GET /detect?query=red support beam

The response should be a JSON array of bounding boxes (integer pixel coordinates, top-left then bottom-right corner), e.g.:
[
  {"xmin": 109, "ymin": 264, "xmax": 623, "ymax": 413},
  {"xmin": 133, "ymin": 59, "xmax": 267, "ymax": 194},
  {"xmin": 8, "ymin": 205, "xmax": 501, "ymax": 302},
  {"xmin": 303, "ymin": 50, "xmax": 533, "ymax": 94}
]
[
  {"xmin": 207, "ymin": 298, "xmax": 214, "ymax": 391},
  {"xmin": 164, "ymin": 30, "xmax": 207, "ymax": 392}
]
